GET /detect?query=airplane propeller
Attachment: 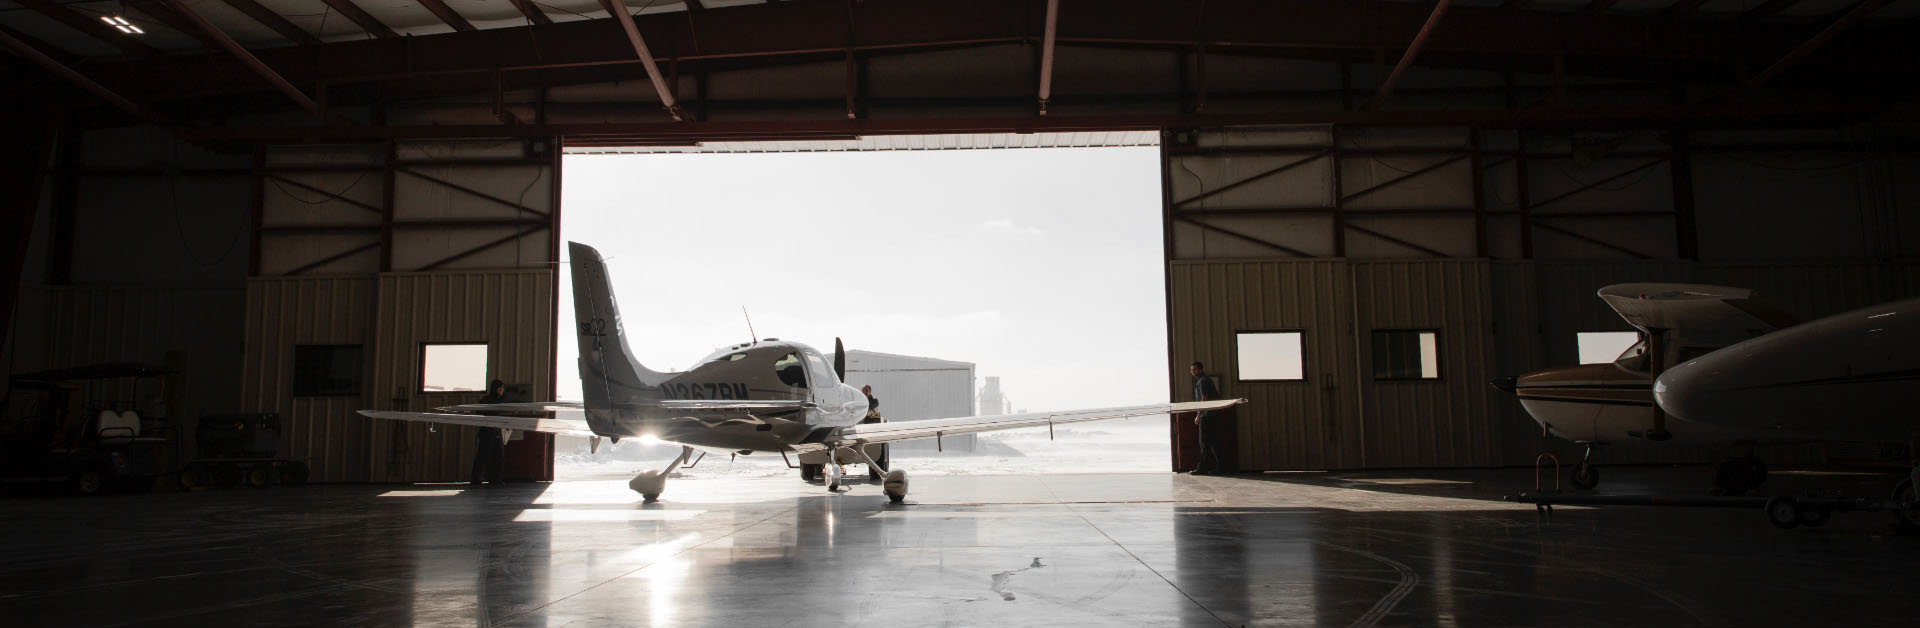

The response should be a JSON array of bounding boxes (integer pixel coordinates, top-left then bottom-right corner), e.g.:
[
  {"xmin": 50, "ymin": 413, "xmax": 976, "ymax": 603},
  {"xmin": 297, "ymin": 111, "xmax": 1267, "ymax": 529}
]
[{"xmin": 834, "ymin": 337, "xmax": 847, "ymax": 381}]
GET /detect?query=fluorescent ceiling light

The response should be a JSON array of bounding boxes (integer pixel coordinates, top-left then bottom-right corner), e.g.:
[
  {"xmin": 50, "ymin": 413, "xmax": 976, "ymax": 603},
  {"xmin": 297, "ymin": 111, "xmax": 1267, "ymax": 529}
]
[{"xmin": 101, "ymin": 15, "xmax": 144, "ymax": 35}]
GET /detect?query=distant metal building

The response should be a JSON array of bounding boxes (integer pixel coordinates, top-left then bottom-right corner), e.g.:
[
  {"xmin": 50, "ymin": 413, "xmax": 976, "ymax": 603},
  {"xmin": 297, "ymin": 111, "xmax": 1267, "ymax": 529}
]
[{"xmin": 842, "ymin": 350, "xmax": 975, "ymax": 454}]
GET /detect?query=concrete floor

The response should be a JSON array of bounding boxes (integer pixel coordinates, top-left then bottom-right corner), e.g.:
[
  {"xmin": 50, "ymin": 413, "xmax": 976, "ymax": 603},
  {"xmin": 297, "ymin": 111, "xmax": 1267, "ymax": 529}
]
[{"xmin": 2, "ymin": 467, "xmax": 1917, "ymax": 627}]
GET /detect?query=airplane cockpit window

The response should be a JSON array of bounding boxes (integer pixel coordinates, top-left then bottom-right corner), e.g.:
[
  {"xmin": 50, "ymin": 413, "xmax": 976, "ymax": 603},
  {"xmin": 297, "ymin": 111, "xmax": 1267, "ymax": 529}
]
[
  {"xmin": 726, "ymin": 353, "xmax": 748, "ymax": 361},
  {"xmin": 803, "ymin": 352, "xmax": 837, "ymax": 388},
  {"xmin": 774, "ymin": 353, "xmax": 807, "ymax": 388}
]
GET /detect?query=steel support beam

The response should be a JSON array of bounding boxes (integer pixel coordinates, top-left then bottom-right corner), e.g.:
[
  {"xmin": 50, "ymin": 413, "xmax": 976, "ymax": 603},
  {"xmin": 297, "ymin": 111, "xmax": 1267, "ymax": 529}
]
[
  {"xmin": 1338, "ymin": 154, "xmax": 1470, "ymax": 204},
  {"xmin": 1345, "ymin": 223, "xmax": 1448, "ymax": 258},
  {"xmin": 0, "ymin": 109, "xmax": 58, "ymax": 360},
  {"xmin": 0, "ymin": 28, "xmax": 165, "ymax": 124},
  {"xmin": 417, "ymin": 226, "xmax": 550, "ymax": 271},
  {"xmin": 600, "ymin": 0, "xmax": 686, "ymax": 120},
  {"xmin": 318, "ymin": 0, "xmax": 399, "ymax": 39},
  {"xmin": 1745, "ymin": 0, "xmax": 1892, "ymax": 89},
  {"xmin": 417, "ymin": 0, "xmax": 477, "ymax": 32},
  {"xmin": 1173, "ymin": 149, "xmax": 1332, "ymax": 208},
  {"xmin": 507, "ymin": 0, "xmax": 554, "ymax": 25},
  {"xmin": 160, "ymin": 0, "xmax": 319, "ymax": 111},
  {"xmin": 1174, "ymin": 217, "xmax": 1311, "ymax": 258},
  {"xmin": 218, "ymin": 0, "xmax": 322, "ymax": 46},
  {"xmin": 1367, "ymin": 0, "xmax": 1451, "ymax": 110},
  {"xmin": 1036, "ymin": 0, "xmax": 1060, "ymax": 116},
  {"xmin": 395, "ymin": 168, "xmax": 551, "ymax": 217}
]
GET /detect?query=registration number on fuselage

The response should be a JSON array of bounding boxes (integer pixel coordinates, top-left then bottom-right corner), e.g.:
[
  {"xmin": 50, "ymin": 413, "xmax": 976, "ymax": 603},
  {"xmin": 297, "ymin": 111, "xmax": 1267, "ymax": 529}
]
[{"xmin": 660, "ymin": 382, "xmax": 749, "ymax": 400}]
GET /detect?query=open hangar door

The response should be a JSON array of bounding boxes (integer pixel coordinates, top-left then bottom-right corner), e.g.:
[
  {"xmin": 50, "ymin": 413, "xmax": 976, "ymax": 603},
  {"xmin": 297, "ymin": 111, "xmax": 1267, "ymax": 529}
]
[{"xmin": 1163, "ymin": 123, "xmax": 1920, "ymax": 473}]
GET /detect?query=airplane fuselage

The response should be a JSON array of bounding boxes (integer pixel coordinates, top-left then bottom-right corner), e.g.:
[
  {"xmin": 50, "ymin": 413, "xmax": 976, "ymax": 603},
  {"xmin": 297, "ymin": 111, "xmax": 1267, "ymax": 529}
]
[{"xmin": 590, "ymin": 340, "xmax": 868, "ymax": 453}]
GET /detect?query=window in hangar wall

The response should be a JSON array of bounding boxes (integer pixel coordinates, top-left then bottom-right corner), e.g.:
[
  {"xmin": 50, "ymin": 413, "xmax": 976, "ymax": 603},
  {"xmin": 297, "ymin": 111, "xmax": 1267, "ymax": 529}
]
[
  {"xmin": 1577, "ymin": 331, "xmax": 1642, "ymax": 365},
  {"xmin": 293, "ymin": 345, "xmax": 363, "ymax": 397},
  {"xmin": 1235, "ymin": 331, "xmax": 1306, "ymax": 382},
  {"xmin": 1372, "ymin": 330, "xmax": 1439, "ymax": 380},
  {"xmin": 421, "ymin": 343, "xmax": 489, "ymax": 393}
]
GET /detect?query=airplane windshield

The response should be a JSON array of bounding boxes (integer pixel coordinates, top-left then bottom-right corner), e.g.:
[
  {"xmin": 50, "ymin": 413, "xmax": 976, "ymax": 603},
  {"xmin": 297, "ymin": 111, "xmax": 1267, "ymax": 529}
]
[
  {"xmin": 803, "ymin": 352, "xmax": 837, "ymax": 388},
  {"xmin": 774, "ymin": 353, "xmax": 807, "ymax": 388}
]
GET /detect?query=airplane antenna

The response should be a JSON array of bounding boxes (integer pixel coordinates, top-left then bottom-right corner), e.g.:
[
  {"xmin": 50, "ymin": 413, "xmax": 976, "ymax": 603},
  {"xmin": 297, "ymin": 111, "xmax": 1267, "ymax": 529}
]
[{"xmin": 742, "ymin": 307, "xmax": 757, "ymax": 345}]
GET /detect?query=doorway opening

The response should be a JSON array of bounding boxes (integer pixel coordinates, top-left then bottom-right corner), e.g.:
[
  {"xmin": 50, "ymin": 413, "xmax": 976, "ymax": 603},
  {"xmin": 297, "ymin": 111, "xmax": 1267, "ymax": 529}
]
[{"xmin": 552, "ymin": 134, "xmax": 1169, "ymax": 480}]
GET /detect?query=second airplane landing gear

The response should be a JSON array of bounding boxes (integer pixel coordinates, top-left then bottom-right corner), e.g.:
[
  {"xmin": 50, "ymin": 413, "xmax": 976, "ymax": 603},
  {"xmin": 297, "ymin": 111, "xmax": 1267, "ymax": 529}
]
[
  {"xmin": 629, "ymin": 445, "xmax": 696, "ymax": 503},
  {"xmin": 1570, "ymin": 444, "xmax": 1600, "ymax": 490}
]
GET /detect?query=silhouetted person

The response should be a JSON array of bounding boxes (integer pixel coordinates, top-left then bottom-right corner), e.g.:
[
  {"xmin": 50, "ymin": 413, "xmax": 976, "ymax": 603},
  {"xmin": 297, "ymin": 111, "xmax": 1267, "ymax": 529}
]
[
  {"xmin": 471, "ymin": 379, "xmax": 508, "ymax": 486},
  {"xmin": 1189, "ymin": 362, "xmax": 1227, "ymax": 475},
  {"xmin": 861, "ymin": 385, "xmax": 881, "ymax": 424}
]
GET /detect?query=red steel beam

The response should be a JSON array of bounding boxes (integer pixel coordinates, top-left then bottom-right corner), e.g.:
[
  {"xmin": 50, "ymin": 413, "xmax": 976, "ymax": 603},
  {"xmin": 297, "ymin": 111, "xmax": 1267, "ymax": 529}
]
[
  {"xmin": 175, "ymin": 100, "xmax": 1890, "ymax": 143},
  {"xmin": 508, "ymin": 0, "xmax": 554, "ymax": 25},
  {"xmin": 0, "ymin": 28, "xmax": 165, "ymax": 124},
  {"xmin": 599, "ymin": 0, "xmax": 686, "ymax": 120},
  {"xmin": 1746, "ymin": 0, "xmax": 1892, "ymax": 89},
  {"xmin": 318, "ymin": 0, "xmax": 399, "ymax": 39},
  {"xmin": 417, "ymin": 0, "xmax": 477, "ymax": 32},
  {"xmin": 1367, "ymin": 0, "xmax": 1452, "ymax": 110},
  {"xmin": 218, "ymin": 0, "xmax": 322, "ymax": 46},
  {"xmin": 126, "ymin": 0, "xmax": 235, "ymax": 51},
  {"xmin": 1037, "ymin": 0, "xmax": 1059, "ymax": 116},
  {"xmin": 159, "ymin": 0, "xmax": 319, "ymax": 111},
  {"xmin": 12, "ymin": 0, "xmax": 163, "ymax": 58}
]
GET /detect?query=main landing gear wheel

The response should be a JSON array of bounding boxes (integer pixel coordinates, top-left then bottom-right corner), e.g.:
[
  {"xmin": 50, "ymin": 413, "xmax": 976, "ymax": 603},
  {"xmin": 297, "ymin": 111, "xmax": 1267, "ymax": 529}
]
[
  {"xmin": 1765, "ymin": 497, "xmax": 1802, "ymax": 529},
  {"xmin": 1797, "ymin": 504, "xmax": 1832, "ymax": 528},
  {"xmin": 1569, "ymin": 464, "xmax": 1599, "ymax": 490},
  {"xmin": 800, "ymin": 463, "xmax": 823, "ymax": 483},
  {"xmin": 642, "ymin": 494, "xmax": 660, "ymax": 503},
  {"xmin": 883, "ymin": 470, "xmax": 909, "ymax": 504}
]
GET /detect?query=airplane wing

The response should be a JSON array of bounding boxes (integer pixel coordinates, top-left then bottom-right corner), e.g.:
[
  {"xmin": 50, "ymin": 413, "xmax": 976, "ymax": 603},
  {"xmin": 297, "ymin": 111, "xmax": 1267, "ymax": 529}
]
[
  {"xmin": 438, "ymin": 399, "xmax": 812, "ymax": 414},
  {"xmin": 436, "ymin": 401, "xmax": 585, "ymax": 413},
  {"xmin": 830, "ymin": 399, "xmax": 1243, "ymax": 446},
  {"xmin": 1597, "ymin": 283, "xmax": 1798, "ymax": 339},
  {"xmin": 358, "ymin": 410, "xmax": 599, "ymax": 437}
]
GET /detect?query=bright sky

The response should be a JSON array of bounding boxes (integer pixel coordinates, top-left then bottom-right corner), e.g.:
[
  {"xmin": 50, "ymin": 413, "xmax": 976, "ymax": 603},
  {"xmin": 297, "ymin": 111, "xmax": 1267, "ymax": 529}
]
[{"xmin": 556, "ymin": 146, "xmax": 1170, "ymax": 412}]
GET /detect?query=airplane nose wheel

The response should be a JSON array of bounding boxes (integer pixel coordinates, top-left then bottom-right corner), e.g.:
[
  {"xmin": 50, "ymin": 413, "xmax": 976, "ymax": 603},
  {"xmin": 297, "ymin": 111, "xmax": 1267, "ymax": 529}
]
[{"xmin": 1569, "ymin": 464, "xmax": 1599, "ymax": 490}]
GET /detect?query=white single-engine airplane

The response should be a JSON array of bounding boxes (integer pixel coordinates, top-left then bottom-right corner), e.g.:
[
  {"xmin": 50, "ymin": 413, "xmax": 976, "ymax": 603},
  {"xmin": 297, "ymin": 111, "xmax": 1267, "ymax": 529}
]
[
  {"xmin": 1492, "ymin": 283, "xmax": 1800, "ymax": 493},
  {"xmin": 1654, "ymin": 296, "xmax": 1920, "ymax": 526},
  {"xmin": 362, "ymin": 242, "xmax": 1242, "ymax": 503}
]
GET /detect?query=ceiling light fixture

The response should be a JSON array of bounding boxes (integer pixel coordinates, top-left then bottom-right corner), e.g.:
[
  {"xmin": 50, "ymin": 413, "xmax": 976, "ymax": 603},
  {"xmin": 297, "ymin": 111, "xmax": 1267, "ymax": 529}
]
[{"xmin": 100, "ymin": 15, "xmax": 144, "ymax": 35}]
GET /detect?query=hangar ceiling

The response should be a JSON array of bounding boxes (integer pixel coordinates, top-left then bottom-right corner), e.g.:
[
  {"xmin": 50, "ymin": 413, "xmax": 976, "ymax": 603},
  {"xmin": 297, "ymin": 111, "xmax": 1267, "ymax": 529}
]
[{"xmin": 3, "ymin": 0, "xmax": 1917, "ymax": 143}]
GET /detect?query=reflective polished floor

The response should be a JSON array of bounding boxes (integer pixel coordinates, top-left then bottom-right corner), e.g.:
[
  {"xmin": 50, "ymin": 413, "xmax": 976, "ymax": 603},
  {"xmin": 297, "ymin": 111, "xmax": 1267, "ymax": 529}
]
[{"xmin": 3, "ymin": 467, "xmax": 1918, "ymax": 627}]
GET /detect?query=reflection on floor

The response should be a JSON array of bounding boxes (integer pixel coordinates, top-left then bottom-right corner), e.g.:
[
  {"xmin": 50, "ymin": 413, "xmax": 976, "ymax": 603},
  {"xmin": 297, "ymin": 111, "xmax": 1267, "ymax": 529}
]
[{"xmin": 3, "ymin": 467, "xmax": 1917, "ymax": 627}]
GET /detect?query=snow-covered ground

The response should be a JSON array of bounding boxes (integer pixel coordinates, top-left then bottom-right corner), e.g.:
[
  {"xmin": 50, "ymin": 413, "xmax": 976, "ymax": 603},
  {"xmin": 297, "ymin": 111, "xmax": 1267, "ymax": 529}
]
[{"xmin": 555, "ymin": 416, "xmax": 1173, "ymax": 481}]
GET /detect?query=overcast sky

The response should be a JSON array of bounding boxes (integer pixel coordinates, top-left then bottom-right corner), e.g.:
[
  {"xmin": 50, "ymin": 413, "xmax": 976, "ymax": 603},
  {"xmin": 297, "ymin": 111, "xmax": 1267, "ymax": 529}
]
[{"xmin": 555, "ymin": 146, "xmax": 1169, "ymax": 413}]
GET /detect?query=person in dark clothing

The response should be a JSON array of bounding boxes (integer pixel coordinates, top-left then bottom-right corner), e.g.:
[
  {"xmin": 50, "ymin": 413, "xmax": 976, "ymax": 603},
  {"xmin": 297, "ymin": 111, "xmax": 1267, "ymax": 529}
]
[
  {"xmin": 471, "ymin": 379, "xmax": 508, "ymax": 486},
  {"xmin": 1189, "ymin": 362, "xmax": 1228, "ymax": 475},
  {"xmin": 861, "ymin": 385, "xmax": 881, "ymax": 423}
]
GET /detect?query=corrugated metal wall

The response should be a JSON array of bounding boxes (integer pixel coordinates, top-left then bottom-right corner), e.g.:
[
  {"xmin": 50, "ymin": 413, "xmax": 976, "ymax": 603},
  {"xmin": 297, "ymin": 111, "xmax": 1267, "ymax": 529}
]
[
  {"xmin": 1174, "ymin": 257, "xmax": 1920, "ymax": 472},
  {"xmin": 238, "ymin": 270, "xmax": 554, "ymax": 483},
  {"xmin": 842, "ymin": 350, "xmax": 976, "ymax": 453},
  {"xmin": 239, "ymin": 277, "xmax": 377, "ymax": 482},
  {"xmin": 367, "ymin": 270, "xmax": 555, "ymax": 483}
]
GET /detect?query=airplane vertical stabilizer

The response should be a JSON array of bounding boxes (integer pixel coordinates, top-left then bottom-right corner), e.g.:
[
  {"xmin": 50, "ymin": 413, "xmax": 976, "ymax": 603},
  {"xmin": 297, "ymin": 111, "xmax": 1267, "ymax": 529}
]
[{"xmin": 569, "ymin": 242, "xmax": 669, "ymax": 422}]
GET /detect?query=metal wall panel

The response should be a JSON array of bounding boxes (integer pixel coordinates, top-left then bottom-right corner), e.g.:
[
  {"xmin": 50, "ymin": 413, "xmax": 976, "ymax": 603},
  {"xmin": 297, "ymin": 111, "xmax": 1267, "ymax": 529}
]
[
  {"xmin": 366, "ymin": 270, "xmax": 555, "ymax": 483},
  {"xmin": 239, "ymin": 277, "xmax": 378, "ymax": 483},
  {"xmin": 1349, "ymin": 260, "xmax": 1501, "ymax": 468},
  {"xmin": 1169, "ymin": 259, "xmax": 1358, "ymax": 471}
]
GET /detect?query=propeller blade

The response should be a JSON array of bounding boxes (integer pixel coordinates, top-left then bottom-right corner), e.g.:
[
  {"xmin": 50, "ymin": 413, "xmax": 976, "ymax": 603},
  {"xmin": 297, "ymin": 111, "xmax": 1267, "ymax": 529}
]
[{"xmin": 834, "ymin": 337, "xmax": 847, "ymax": 381}]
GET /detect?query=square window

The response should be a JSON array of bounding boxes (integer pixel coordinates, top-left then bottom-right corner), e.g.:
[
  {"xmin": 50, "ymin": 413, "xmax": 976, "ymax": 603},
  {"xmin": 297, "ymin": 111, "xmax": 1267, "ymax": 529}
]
[
  {"xmin": 1577, "ymin": 331, "xmax": 1642, "ymax": 365},
  {"xmin": 1235, "ymin": 331, "xmax": 1305, "ymax": 381},
  {"xmin": 1372, "ymin": 330, "xmax": 1440, "ymax": 380},
  {"xmin": 421, "ymin": 343, "xmax": 489, "ymax": 393},
  {"xmin": 293, "ymin": 345, "xmax": 362, "ymax": 397}
]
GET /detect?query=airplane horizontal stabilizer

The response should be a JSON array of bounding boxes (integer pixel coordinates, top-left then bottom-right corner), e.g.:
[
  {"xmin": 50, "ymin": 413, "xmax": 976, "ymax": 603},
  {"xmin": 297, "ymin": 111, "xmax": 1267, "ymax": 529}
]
[
  {"xmin": 833, "ymin": 399, "xmax": 1244, "ymax": 446},
  {"xmin": 359, "ymin": 410, "xmax": 599, "ymax": 437}
]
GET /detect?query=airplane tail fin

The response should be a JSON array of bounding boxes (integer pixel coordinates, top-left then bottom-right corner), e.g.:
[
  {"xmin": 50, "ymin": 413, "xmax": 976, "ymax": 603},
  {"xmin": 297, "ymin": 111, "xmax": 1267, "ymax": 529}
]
[{"xmin": 569, "ymin": 242, "xmax": 669, "ymax": 416}]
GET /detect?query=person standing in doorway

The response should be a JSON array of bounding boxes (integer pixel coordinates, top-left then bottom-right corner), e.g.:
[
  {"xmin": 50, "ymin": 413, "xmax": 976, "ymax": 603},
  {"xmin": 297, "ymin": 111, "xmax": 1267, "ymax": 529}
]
[
  {"xmin": 1189, "ymin": 362, "xmax": 1227, "ymax": 475},
  {"xmin": 471, "ymin": 379, "xmax": 508, "ymax": 486}
]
